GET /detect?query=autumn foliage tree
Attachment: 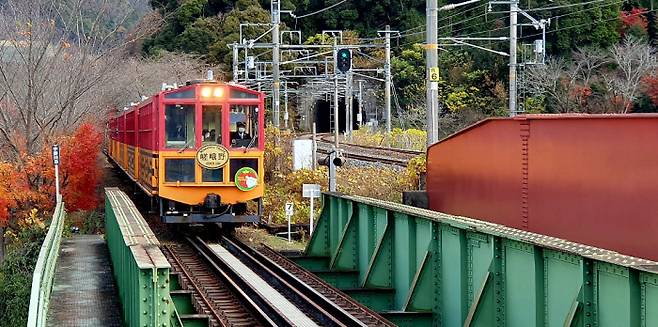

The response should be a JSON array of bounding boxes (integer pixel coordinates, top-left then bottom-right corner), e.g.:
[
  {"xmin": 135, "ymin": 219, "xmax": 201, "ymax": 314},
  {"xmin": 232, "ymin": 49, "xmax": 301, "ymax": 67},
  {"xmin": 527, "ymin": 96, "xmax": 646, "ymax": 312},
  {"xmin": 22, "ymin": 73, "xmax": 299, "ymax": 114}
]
[{"xmin": 0, "ymin": 123, "xmax": 103, "ymax": 231}]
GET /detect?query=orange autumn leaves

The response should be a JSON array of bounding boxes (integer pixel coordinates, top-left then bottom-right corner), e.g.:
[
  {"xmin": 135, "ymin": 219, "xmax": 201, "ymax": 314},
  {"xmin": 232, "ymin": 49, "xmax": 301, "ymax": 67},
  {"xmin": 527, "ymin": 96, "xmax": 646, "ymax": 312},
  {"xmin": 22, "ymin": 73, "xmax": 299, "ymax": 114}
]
[{"xmin": 0, "ymin": 123, "xmax": 103, "ymax": 226}]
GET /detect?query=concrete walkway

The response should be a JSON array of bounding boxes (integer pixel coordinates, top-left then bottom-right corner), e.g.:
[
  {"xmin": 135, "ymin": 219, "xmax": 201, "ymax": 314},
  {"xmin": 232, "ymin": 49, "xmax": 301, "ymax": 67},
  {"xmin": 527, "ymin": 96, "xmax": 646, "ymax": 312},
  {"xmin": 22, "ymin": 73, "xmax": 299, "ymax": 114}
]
[{"xmin": 46, "ymin": 235, "xmax": 122, "ymax": 327}]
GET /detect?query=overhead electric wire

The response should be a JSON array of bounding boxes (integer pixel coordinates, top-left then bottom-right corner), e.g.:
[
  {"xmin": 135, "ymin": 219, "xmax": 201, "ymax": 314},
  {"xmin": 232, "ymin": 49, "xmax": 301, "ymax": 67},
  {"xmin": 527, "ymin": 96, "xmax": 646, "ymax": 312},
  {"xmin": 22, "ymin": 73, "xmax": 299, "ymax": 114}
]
[
  {"xmin": 524, "ymin": 0, "xmax": 622, "ymax": 12},
  {"xmin": 487, "ymin": 0, "xmax": 624, "ymax": 15},
  {"xmin": 451, "ymin": 0, "xmax": 623, "ymax": 39},
  {"xmin": 359, "ymin": 4, "xmax": 486, "ymax": 42},
  {"xmin": 294, "ymin": 0, "xmax": 348, "ymax": 19},
  {"xmin": 520, "ymin": 7, "xmax": 656, "ymax": 40}
]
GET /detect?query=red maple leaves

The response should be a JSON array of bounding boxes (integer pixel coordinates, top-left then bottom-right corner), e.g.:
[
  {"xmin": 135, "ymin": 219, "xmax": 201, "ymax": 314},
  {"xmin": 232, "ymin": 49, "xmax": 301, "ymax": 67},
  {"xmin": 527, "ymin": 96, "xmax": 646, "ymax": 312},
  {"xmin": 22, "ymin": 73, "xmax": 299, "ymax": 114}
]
[{"xmin": 0, "ymin": 123, "xmax": 102, "ymax": 226}]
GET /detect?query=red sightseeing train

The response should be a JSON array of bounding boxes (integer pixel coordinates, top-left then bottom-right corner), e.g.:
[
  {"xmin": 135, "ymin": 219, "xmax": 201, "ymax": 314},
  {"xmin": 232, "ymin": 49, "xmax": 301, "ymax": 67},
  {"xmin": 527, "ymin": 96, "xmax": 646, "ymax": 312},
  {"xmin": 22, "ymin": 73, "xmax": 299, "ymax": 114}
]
[{"xmin": 107, "ymin": 79, "xmax": 265, "ymax": 223}]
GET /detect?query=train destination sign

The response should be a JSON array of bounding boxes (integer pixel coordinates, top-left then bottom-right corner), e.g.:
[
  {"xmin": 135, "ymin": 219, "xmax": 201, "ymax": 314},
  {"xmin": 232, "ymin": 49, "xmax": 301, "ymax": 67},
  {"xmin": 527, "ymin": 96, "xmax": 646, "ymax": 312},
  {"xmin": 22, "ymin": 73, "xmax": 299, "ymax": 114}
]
[{"xmin": 196, "ymin": 144, "xmax": 229, "ymax": 169}]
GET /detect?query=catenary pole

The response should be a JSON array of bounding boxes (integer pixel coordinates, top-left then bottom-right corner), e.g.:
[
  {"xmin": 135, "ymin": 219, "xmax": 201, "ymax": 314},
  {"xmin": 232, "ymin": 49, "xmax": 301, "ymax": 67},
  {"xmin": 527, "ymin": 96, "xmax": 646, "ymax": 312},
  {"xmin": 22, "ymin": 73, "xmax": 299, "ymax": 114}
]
[{"xmin": 509, "ymin": 0, "xmax": 518, "ymax": 116}]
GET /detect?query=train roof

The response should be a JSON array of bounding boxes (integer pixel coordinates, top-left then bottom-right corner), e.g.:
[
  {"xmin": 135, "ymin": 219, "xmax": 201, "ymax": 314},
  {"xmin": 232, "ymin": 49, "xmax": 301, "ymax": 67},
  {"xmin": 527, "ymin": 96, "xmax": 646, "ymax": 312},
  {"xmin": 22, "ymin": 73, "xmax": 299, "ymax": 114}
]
[{"xmin": 111, "ymin": 81, "xmax": 262, "ymax": 118}]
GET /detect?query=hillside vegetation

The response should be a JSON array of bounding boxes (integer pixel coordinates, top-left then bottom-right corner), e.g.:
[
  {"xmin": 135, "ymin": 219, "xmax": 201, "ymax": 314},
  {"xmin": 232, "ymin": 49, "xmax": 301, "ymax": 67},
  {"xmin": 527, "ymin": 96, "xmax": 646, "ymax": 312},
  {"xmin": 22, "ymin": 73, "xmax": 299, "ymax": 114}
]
[{"xmin": 142, "ymin": 0, "xmax": 658, "ymax": 135}]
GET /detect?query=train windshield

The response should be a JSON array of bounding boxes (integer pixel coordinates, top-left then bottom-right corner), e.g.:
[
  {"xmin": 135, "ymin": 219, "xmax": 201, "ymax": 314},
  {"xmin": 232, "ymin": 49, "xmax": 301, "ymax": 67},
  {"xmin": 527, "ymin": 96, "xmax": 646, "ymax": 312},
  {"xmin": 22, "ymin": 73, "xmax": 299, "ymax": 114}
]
[
  {"xmin": 229, "ymin": 105, "xmax": 258, "ymax": 148},
  {"xmin": 201, "ymin": 105, "xmax": 222, "ymax": 145},
  {"xmin": 165, "ymin": 104, "xmax": 195, "ymax": 149}
]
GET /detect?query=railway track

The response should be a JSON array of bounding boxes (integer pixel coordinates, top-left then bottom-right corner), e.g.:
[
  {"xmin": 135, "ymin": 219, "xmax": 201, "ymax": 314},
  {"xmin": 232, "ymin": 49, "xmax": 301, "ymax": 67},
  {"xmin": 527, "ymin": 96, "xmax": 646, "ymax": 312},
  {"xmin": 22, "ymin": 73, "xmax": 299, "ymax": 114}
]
[
  {"xmin": 309, "ymin": 133, "xmax": 424, "ymax": 166},
  {"xmin": 256, "ymin": 244, "xmax": 395, "ymax": 326},
  {"xmin": 164, "ymin": 234, "xmax": 388, "ymax": 326},
  {"xmin": 163, "ymin": 240, "xmax": 271, "ymax": 327}
]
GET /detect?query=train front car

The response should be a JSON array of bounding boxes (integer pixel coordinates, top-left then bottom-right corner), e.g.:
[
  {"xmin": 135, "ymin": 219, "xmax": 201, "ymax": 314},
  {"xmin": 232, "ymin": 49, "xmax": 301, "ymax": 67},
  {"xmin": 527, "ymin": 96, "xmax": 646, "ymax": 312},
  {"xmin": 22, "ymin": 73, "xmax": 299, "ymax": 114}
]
[
  {"xmin": 156, "ymin": 82, "xmax": 265, "ymax": 223},
  {"xmin": 108, "ymin": 81, "xmax": 265, "ymax": 223}
]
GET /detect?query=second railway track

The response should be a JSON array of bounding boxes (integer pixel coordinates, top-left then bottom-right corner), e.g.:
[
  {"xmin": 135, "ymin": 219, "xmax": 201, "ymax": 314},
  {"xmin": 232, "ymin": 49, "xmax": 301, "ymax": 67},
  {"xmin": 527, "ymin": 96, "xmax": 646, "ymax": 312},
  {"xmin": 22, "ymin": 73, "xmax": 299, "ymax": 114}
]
[{"xmin": 308, "ymin": 133, "xmax": 424, "ymax": 166}]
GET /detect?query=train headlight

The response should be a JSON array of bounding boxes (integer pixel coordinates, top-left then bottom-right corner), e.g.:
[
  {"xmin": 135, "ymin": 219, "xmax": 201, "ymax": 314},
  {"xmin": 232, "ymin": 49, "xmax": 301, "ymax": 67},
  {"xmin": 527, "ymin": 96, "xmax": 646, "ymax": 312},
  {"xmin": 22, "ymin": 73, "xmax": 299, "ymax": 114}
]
[
  {"xmin": 201, "ymin": 87, "xmax": 212, "ymax": 97},
  {"xmin": 213, "ymin": 87, "xmax": 224, "ymax": 97}
]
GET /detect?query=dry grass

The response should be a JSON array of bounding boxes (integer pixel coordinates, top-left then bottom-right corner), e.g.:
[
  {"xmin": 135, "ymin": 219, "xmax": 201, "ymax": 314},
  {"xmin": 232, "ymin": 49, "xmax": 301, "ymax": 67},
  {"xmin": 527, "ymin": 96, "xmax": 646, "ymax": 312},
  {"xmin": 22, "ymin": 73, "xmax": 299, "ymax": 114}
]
[{"xmin": 234, "ymin": 226, "xmax": 307, "ymax": 252}]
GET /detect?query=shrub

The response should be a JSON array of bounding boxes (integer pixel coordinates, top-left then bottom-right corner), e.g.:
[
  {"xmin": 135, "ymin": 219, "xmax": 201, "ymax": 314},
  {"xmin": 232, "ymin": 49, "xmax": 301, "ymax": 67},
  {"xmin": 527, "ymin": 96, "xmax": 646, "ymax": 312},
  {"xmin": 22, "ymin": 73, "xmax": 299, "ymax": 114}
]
[
  {"xmin": 350, "ymin": 128, "xmax": 427, "ymax": 151},
  {"xmin": 0, "ymin": 222, "xmax": 46, "ymax": 326}
]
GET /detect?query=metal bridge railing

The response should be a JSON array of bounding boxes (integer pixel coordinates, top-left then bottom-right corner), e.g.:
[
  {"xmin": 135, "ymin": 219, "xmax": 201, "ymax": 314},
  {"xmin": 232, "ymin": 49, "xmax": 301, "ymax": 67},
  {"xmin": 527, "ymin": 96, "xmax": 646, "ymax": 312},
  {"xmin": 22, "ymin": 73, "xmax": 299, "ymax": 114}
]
[
  {"xmin": 26, "ymin": 201, "xmax": 66, "ymax": 327},
  {"xmin": 105, "ymin": 187, "xmax": 182, "ymax": 327}
]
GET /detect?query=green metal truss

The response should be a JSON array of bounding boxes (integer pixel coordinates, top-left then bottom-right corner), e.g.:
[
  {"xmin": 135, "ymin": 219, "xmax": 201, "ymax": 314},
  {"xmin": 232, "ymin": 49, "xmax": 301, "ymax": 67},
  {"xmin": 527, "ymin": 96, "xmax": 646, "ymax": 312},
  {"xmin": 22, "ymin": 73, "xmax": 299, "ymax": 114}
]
[{"xmin": 297, "ymin": 193, "xmax": 658, "ymax": 327}]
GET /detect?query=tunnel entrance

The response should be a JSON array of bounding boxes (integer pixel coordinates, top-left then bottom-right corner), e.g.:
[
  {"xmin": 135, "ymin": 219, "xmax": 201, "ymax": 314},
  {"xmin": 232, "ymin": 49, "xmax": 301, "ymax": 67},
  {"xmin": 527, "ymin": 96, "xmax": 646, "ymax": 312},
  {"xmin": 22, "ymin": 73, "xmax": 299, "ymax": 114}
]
[{"xmin": 313, "ymin": 99, "xmax": 359, "ymax": 133}]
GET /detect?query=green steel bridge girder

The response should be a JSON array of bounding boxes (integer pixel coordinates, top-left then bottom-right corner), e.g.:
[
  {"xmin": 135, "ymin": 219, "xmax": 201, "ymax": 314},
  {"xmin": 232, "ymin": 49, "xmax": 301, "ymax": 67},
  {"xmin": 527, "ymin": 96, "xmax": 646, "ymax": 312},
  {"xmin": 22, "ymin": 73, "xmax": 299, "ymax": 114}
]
[
  {"xmin": 298, "ymin": 193, "xmax": 658, "ymax": 327},
  {"xmin": 105, "ymin": 188, "xmax": 207, "ymax": 327}
]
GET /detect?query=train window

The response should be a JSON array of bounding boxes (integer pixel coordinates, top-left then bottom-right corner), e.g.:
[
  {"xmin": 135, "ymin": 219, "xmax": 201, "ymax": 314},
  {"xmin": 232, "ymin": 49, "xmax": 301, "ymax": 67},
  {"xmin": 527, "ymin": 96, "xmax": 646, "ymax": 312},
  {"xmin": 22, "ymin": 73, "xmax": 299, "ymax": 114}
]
[
  {"xmin": 229, "ymin": 105, "xmax": 258, "ymax": 148},
  {"xmin": 202, "ymin": 168, "xmax": 223, "ymax": 182},
  {"xmin": 164, "ymin": 88, "xmax": 195, "ymax": 99},
  {"xmin": 165, "ymin": 159, "xmax": 195, "ymax": 182},
  {"xmin": 165, "ymin": 104, "xmax": 195, "ymax": 148},
  {"xmin": 202, "ymin": 105, "xmax": 222, "ymax": 145},
  {"xmin": 230, "ymin": 89, "xmax": 258, "ymax": 99}
]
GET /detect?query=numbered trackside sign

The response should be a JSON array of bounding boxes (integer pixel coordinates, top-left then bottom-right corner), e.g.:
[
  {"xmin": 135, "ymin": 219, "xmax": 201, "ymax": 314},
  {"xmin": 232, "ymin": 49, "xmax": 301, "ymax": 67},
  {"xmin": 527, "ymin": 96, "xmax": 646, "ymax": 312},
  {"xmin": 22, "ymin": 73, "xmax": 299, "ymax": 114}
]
[
  {"xmin": 429, "ymin": 67, "xmax": 440, "ymax": 82},
  {"xmin": 285, "ymin": 202, "xmax": 294, "ymax": 216}
]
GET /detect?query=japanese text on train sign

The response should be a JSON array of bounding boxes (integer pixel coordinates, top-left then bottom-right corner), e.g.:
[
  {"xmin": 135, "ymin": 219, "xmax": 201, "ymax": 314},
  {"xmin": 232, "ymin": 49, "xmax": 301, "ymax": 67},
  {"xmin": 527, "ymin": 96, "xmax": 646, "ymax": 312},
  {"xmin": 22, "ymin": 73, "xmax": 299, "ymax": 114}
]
[
  {"xmin": 429, "ymin": 67, "xmax": 440, "ymax": 82},
  {"xmin": 196, "ymin": 145, "xmax": 229, "ymax": 169}
]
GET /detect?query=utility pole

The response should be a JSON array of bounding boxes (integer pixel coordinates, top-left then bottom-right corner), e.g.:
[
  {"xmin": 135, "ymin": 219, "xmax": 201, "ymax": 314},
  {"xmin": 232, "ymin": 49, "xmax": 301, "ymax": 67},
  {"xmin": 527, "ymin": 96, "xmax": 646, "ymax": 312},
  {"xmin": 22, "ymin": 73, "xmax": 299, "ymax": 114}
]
[
  {"xmin": 426, "ymin": 1, "xmax": 439, "ymax": 146},
  {"xmin": 509, "ymin": 0, "xmax": 518, "ymax": 116},
  {"xmin": 346, "ymin": 70, "xmax": 353, "ymax": 139},
  {"xmin": 284, "ymin": 80, "xmax": 289, "ymax": 129},
  {"xmin": 384, "ymin": 25, "xmax": 392, "ymax": 133},
  {"xmin": 232, "ymin": 44, "xmax": 239, "ymax": 82},
  {"xmin": 358, "ymin": 80, "xmax": 363, "ymax": 127},
  {"xmin": 272, "ymin": 0, "xmax": 281, "ymax": 127},
  {"xmin": 425, "ymin": 0, "xmax": 481, "ymax": 145}
]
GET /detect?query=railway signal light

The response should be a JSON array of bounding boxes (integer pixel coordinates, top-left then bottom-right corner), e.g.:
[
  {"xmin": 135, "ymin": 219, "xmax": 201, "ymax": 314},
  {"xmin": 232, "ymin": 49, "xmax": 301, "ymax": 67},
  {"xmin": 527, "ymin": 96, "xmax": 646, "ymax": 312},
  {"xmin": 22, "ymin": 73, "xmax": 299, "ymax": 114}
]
[
  {"xmin": 318, "ymin": 154, "xmax": 345, "ymax": 167},
  {"xmin": 336, "ymin": 48, "xmax": 352, "ymax": 73},
  {"xmin": 318, "ymin": 150, "xmax": 345, "ymax": 192}
]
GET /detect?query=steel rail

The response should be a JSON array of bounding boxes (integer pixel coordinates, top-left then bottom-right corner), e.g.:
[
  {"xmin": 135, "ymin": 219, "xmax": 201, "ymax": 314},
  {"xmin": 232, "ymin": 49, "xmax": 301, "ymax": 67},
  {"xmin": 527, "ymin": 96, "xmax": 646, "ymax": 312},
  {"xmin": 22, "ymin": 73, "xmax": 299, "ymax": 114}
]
[
  {"xmin": 258, "ymin": 245, "xmax": 396, "ymax": 326},
  {"xmin": 222, "ymin": 236, "xmax": 367, "ymax": 327},
  {"xmin": 162, "ymin": 246, "xmax": 227, "ymax": 326},
  {"xmin": 184, "ymin": 236, "xmax": 285, "ymax": 326}
]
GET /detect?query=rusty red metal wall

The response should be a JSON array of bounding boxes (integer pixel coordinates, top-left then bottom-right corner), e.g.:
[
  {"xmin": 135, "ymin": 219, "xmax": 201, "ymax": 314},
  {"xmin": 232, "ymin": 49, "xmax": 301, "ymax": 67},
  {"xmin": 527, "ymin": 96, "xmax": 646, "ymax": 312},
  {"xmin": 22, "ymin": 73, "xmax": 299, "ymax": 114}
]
[{"xmin": 427, "ymin": 114, "xmax": 658, "ymax": 261}]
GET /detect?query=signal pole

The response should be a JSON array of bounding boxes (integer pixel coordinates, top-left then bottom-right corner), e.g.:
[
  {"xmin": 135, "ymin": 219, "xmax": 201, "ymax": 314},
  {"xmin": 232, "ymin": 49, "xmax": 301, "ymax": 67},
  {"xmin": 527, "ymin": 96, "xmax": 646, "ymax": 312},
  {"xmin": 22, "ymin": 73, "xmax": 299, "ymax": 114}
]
[
  {"xmin": 333, "ymin": 39, "xmax": 339, "ymax": 149},
  {"xmin": 509, "ymin": 0, "xmax": 518, "ymax": 116},
  {"xmin": 272, "ymin": 0, "xmax": 281, "ymax": 127}
]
